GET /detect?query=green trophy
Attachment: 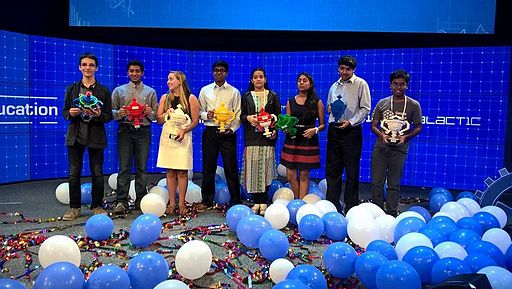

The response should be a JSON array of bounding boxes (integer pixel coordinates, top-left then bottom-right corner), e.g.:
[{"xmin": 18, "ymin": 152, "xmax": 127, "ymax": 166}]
[{"xmin": 275, "ymin": 114, "xmax": 299, "ymax": 138}]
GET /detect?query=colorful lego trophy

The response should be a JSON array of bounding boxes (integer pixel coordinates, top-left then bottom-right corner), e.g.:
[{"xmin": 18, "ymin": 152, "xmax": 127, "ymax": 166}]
[
  {"xmin": 213, "ymin": 103, "xmax": 235, "ymax": 133},
  {"xmin": 256, "ymin": 108, "xmax": 277, "ymax": 137},
  {"xmin": 73, "ymin": 91, "xmax": 103, "ymax": 122},
  {"xmin": 330, "ymin": 95, "xmax": 347, "ymax": 122},
  {"xmin": 166, "ymin": 104, "xmax": 191, "ymax": 140},
  {"xmin": 380, "ymin": 111, "xmax": 410, "ymax": 145},
  {"xmin": 123, "ymin": 97, "xmax": 147, "ymax": 128},
  {"xmin": 275, "ymin": 114, "xmax": 299, "ymax": 138}
]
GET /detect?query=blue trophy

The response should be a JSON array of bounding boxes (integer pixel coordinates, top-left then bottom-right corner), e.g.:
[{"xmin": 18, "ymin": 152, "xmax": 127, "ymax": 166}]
[
  {"xmin": 73, "ymin": 91, "xmax": 103, "ymax": 122},
  {"xmin": 330, "ymin": 95, "xmax": 346, "ymax": 122}
]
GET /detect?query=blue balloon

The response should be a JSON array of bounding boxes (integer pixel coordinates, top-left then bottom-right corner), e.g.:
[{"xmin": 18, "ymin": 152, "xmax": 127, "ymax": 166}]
[
  {"xmin": 284, "ymin": 182, "xmax": 291, "ymax": 189},
  {"xmin": 236, "ymin": 214, "xmax": 272, "ymax": 248},
  {"xmin": 287, "ymin": 264, "xmax": 327, "ymax": 289},
  {"xmin": 448, "ymin": 229, "xmax": 481, "ymax": 249},
  {"xmin": 355, "ymin": 251, "xmax": 388, "ymax": 289},
  {"xmin": 268, "ymin": 179, "xmax": 283, "ymax": 200},
  {"xmin": 258, "ymin": 229, "xmax": 290, "ymax": 261},
  {"xmin": 215, "ymin": 174, "xmax": 224, "ymax": 184},
  {"xmin": 272, "ymin": 279, "xmax": 311, "ymax": 289},
  {"xmin": 429, "ymin": 193, "xmax": 452, "ymax": 213},
  {"xmin": 127, "ymin": 252, "xmax": 169, "ymax": 289},
  {"xmin": 375, "ymin": 260, "xmax": 422, "ymax": 289},
  {"xmin": 226, "ymin": 204, "xmax": 253, "ymax": 231},
  {"xmin": 322, "ymin": 212, "xmax": 348, "ymax": 241},
  {"xmin": 419, "ymin": 227, "xmax": 447, "ymax": 247},
  {"xmin": 472, "ymin": 212, "xmax": 500, "ymax": 233},
  {"xmin": 394, "ymin": 217, "xmax": 426, "ymax": 243},
  {"xmin": 287, "ymin": 199, "xmax": 306, "ymax": 226},
  {"xmin": 308, "ymin": 186, "xmax": 325, "ymax": 200},
  {"xmin": 0, "ymin": 279, "xmax": 26, "ymax": 289},
  {"xmin": 402, "ymin": 246, "xmax": 439, "ymax": 284},
  {"xmin": 87, "ymin": 265, "xmax": 130, "ymax": 289},
  {"xmin": 456, "ymin": 216, "xmax": 483, "ymax": 236},
  {"xmin": 430, "ymin": 257, "xmax": 471, "ymax": 284},
  {"xmin": 429, "ymin": 187, "xmax": 452, "ymax": 199},
  {"xmin": 129, "ymin": 213, "xmax": 162, "ymax": 248},
  {"xmin": 366, "ymin": 240, "xmax": 398, "ymax": 261},
  {"xmin": 85, "ymin": 214, "xmax": 114, "ymax": 241},
  {"xmin": 323, "ymin": 242, "xmax": 357, "ymax": 278},
  {"xmin": 214, "ymin": 182, "xmax": 231, "ymax": 205},
  {"xmin": 298, "ymin": 214, "xmax": 324, "ymax": 241},
  {"xmin": 456, "ymin": 191, "xmax": 478, "ymax": 201},
  {"xmin": 34, "ymin": 262, "xmax": 84, "ymax": 289},
  {"xmin": 309, "ymin": 181, "xmax": 318, "ymax": 188},
  {"xmin": 506, "ymin": 244, "xmax": 512, "ymax": 271},
  {"xmin": 81, "ymin": 183, "xmax": 92, "ymax": 205},
  {"xmin": 408, "ymin": 206, "xmax": 431, "ymax": 223},
  {"xmin": 466, "ymin": 240, "xmax": 506, "ymax": 267},
  {"xmin": 426, "ymin": 216, "xmax": 458, "ymax": 238},
  {"xmin": 464, "ymin": 253, "xmax": 497, "ymax": 273}
]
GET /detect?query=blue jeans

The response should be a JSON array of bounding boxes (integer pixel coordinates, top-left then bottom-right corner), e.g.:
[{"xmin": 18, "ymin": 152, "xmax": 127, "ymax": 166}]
[
  {"xmin": 116, "ymin": 124, "xmax": 151, "ymax": 204},
  {"xmin": 68, "ymin": 143, "xmax": 104, "ymax": 209}
]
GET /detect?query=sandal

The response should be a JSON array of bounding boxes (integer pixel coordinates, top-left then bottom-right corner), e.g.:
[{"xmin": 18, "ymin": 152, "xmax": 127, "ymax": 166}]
[
  {"xmin": 179, "ymin": 206, "xmax": 188, "ymax": 216},
  {"xmin": 165, "ymin": 204, "xmax": 176, "ymax": 215},
  {"xmin": 251, "ymin": 204, "xmax": 260, "ymax": 214},
  {"xmin": 259, "ymin": 204, "xmax": 267, "ymax": 216}
]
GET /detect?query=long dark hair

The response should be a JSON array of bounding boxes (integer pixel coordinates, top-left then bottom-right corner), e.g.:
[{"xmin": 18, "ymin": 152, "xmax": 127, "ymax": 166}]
[
  {"xmin": 297, "ymin": 72, "xmax": 318, "ymax": 115},
  {"xmin": 247, "ymin": 67, "xmax": 270, "ymax": 92}
]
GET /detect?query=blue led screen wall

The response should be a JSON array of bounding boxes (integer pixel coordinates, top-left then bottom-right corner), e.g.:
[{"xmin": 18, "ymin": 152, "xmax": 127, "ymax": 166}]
[
  {"xmin": 0, "ymin": 29, "xmax": 509, "ymax": 191},
  {"xmin": 69, "ymin": 0, "xmax": 496, "ymax": 34}
]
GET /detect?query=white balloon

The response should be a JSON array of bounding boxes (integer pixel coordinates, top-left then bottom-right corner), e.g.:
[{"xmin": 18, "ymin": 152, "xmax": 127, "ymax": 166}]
[
  {"xmin": 302, "ymin": 193, "xmax": 321, "ymax": 204},
  {"xmin": 157, "ymin": 178, "xmax": 167, "ymax": 187},
  {"xmin": 150, "ymin": 185, "xmax": 169, "ymax": 204},
  {"xmin": 395, "ymin": 211, "xmax": 425, "ymax": 223},
  {"xmin": 315, "ymin": 200, "xmax": 337, "ymax": 216},
  {"xmin": 345, "ymin": 205, "xmax": 374, "ymax": 223},
  {"xmin": 277, "ymin": 164, "xmax": 287, "ymax": 177},
  {"xmin": 108, "ymin": 173, "xmax": 118, "ymax": 190},
  {"xmin": 347, "ymin": 218, "xmax": 381, "ymax": 249},
  {"xmin": 374, "ymin": 214, "xmax": 397, "ymax": 243},
  {"xmin": 478, "ymin": 266, "xmax": 512, "ymax": 289},
  {"xmin": 128, "ymin": 180, "xmax": 136, "ymax": 201},
  {"xmin": 140, "ymin": 194, "xmax": 167, "ymax": 217},
  {"xmin": 38, "ymin": 235, "xmax": 81, "ymax": 268},
  {"xmin": 434, "ymin": 241, "xmax": 468, "ymax": 260},
  {"xmin": 440, "ymin": 201, "xmax": 470, "ymax": 222},
  {"xmin": 272, "ymin": 187, "xmax": 294, "ymax": 202},
  {"xmin": 185, "ymin": 184, "xmax": 202, "ymax": 204},
  {"xmin": 188, "ymin": 169, "xmax": 194, "ymax": 180},
  {"xmin": 480, "ymin": 206, "xmax": 507, "ymax": 228},
  {"xmin": 456, "ymin": 198, "xmax": 481, "ymax": 216},
  {"xmin": 216, "ymin": 166, "xmax": 225, "ymax": 181},
  {"xmin": 154, "ymin": 280, "xmax": 190, "ymax": 289},
  {"xmin": 482, "ymin": 228, "xmax": 512, "ymax": 254},
  {"xmin": 175, "ymin": 240, "xmax": 212, "ymax": 280},
  {"xmin": 273, "ymin": 198, "xmax": 290, "ymax": 207},
  {"xmin": 269, "ymin": 258, "xmax": 295, "ymax": 284},
  {"xmin": 395, "ymin": 232, "xmax": 433, "ymax": 260},
  {"xmin": 432, "ymin": 211, "xmax": 456, "ymax": 221},
  {"xmin": 264, "ymin": 203, "xmax": 290, "ymax": 229},
  {"xmin": 55, "ymin": 182, "xmax": 70, "ymax": 204},
  {"xmin": 358, "ymin": 202, "xmax": 386, "ymax": 218},
  {"xmin": 295, "ymin": 203, "xmax": 322, "ymax": 224}
]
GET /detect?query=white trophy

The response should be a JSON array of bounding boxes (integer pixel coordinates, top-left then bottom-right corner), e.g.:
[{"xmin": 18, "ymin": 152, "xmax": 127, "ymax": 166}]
[
  {"xmin": 380, "ymin": 111, "xmax": 410, "ymax": 145},
  {"xmin": 165, "ymin": 104, "xmax": 191, "ymax": 140}
]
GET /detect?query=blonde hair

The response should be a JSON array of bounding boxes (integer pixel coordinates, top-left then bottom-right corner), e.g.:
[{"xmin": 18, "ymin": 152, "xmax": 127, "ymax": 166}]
[{"xmin": 165, "ymin": 71, "xmax": 192, "ymax": 113}]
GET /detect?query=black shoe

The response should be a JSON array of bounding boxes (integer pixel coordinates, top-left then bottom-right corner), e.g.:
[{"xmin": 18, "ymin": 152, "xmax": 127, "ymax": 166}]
[
  {"xmin": 113, "ymin": 202, "xmax": 130, "ymax": 215},
  {"xmin": 386, "ymin": 210, "xmax": 399, "ymax": 217}
]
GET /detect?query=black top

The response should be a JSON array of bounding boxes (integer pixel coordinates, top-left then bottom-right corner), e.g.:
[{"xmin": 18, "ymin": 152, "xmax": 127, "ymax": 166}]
[
  {"xmin": 288, "ymin": 95, "xmax": 319, "ymax": 127},
  {"xmin": 240, "ymin": 90, "xmax": 281, "ymax": 147}
]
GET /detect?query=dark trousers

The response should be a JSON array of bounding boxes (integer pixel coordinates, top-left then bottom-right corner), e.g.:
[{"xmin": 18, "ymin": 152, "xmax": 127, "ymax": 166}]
[
  {"xmin": 201, "ymin": 126, "xmax": 241, "ymax": 206},
  {"xmin": 325, "ymin": 124, "xmax": 363, "ymax": 213},
  {"xmin": 68, "ymin": 142, "xmax": 104, "ymax": 209},
  {"xmin": 116, "ymin": 125, "xmax": 151, "ymax": 204},
  {"xmin": 371, "ymin": 146, "xmax": 407, "ymax": 212}
]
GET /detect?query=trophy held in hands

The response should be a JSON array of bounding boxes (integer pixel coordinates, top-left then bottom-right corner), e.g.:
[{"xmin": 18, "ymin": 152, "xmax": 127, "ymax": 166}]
[
  {"xmin": 123, "ymin": 97, "xmax": 147, "ymax": 128},
  {"xmin": 213, "ymin": 103, "xmax": 235, "ymax": 133},
  {"xmin": 165, "ymin": 104, "xmax": 191, "ymax": 140},
  {"xmin": 330, "ymin": 95, "xmax": 347, "ymax": 123},
  {"xmin": 380, "ymin": 110, "xmax": 410, "ymax": 145},
  {"xmin": 256, "ymin": 108, "xmax": 277, "ymax": 138},
  {"xmin": 275, "ymin": 114, "xmax": 299, "ymax": 139},
  {"xmin": 73, "ymin": 91, "xmax": 103, "ymax": 122}
]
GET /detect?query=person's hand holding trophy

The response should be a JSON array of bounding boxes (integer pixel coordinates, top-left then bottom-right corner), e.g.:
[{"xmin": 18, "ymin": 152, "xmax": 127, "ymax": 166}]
[
  {"xmin": 255, "ymin": 108, "xmax": 277, "ymax": 138},
  {"xmin": 380, "ymin": 110, "xmax": 410, "ymax": 145},
  {"xmin": 213, "ymin": 103, "xmax": 235, "ymax": 133},
  {"xmin": 164, "ymin": 104, "xmax": 191, "ymax": 141}
]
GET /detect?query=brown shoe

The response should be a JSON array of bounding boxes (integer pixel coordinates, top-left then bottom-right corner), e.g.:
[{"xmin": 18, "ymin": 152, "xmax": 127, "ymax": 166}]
[
  {"xmin": 165, "ymin": 204, "xmax": 176, "ymax": 215},
  {"xmin": 251, "ymin": 204, "xmax": 260, "ymax": 214},
  {"xmin": 62, "ymin": 208, "xmax": 81, "ymax": 221},
  {"xmin": 259, "ymin": 204, "xmax": 268, "ymax": 216},
  {"xmin": 92, "ymin": 207, "xmax": 107, "ymax": 215},
  {"xmin": 113, "ymin": 202, "xmax": 130, "ymax": 215},
  {"xmin": 178, "ymin": 205, "xmax": 188, "ymax": 216},
  {"xmin": 196, "ymin": 203, "xmax": 212, "ymax": 212}
]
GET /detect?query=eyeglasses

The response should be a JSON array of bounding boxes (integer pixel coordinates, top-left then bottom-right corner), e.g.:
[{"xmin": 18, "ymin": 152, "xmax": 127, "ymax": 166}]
[
  {"xmin": 391, "ymin": 82, "xmax": 407, "ymax": 88},
  {"xmin": 213, "ymin": 68, "xmax": 227, "ymax": 73}
]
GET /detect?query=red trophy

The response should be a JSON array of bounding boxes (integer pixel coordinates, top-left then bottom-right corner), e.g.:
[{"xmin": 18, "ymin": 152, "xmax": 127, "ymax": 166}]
[
  {"xmin": 256, "ymin": 108, "xmax": 277, "ymax": 137},
  {"xmin": 123, "ymin": 97, "xmax": 147, "ymax": 128}
]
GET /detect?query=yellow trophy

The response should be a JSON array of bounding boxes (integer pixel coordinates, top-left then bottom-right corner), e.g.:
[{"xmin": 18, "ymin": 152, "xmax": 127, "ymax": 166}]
[{"xmin": 213, "ymin": 103, "xmax": 235, "ymax": 133}]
